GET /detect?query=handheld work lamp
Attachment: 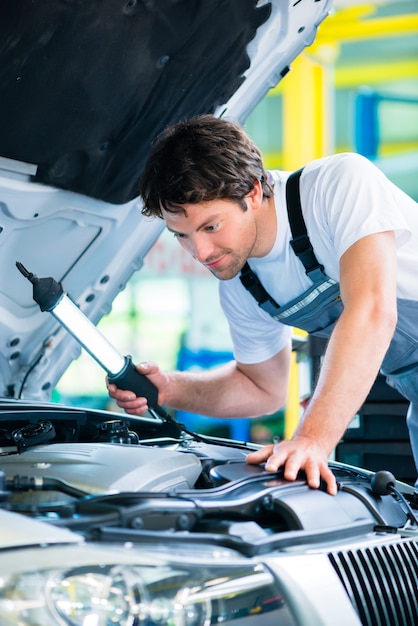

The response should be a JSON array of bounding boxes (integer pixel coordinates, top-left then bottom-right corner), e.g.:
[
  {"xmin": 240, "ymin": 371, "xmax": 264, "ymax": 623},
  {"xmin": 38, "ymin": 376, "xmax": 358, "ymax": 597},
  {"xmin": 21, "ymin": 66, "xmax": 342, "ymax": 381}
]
[{"xmin": 16, "ymin": 262, "xmax": 170, "ymax": 421}]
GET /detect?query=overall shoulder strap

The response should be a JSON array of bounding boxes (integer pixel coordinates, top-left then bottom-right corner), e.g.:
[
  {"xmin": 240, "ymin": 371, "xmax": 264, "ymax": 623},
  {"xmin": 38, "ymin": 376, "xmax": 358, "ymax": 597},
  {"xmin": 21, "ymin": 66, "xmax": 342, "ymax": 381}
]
[
  {"xmin": 286, "ymin": 168, "xmax": 325, "ymax": 278},
  {"xmin": 239, "ymin": 168, "xmax": 327, "ymax": 313},
  {"xmin": 239, "ymin": 260, "xmax": 280, "ymax": 315}
]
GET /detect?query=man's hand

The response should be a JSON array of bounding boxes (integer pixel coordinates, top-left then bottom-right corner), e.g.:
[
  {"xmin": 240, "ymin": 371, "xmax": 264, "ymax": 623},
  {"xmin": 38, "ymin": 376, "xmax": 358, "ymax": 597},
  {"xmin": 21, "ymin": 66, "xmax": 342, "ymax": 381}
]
[
  {"xmin": 106, "ymin": 361, "xmax": 168, "ymax": 415},
  {"xmin": 246, "ymin": 436, "xmax": 338, "ymax": 495}
]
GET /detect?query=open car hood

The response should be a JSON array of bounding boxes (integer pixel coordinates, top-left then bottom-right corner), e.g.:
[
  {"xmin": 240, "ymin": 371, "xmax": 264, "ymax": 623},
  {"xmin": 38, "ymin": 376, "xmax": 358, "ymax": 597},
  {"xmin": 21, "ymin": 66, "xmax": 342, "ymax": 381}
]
[{"xmin": 0, "ymin": 0, "xmax": 332, "ymax": 401}]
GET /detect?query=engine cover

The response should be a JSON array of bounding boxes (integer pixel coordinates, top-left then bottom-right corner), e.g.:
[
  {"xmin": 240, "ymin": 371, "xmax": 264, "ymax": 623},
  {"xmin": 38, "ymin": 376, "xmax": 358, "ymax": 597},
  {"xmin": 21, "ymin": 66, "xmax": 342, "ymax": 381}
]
[{"xmin": 1, "ymin": 443, "xmax": 202, "ymax": 496}]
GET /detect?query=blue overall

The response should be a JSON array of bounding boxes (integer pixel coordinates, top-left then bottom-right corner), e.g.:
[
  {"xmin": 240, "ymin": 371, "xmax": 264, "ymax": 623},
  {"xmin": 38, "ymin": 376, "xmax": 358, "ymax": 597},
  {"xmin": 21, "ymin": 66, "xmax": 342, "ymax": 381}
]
[{"xmin": 240, "ymin": 169, "xmax": 418, "ymax": 484}]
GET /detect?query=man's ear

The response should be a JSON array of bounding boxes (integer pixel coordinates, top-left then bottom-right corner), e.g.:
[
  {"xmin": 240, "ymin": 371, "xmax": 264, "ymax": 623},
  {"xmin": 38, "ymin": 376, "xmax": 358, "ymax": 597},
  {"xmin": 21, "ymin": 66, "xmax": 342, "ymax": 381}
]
[{"xmin": 246, "ymin": 179, "xmax": 264, "ymax": 210}]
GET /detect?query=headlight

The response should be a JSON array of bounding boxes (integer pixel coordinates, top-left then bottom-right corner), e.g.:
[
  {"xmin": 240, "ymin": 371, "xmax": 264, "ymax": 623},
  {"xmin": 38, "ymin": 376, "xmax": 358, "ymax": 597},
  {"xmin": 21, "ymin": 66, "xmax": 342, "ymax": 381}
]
[{"xmin": 0, "ymin": 545, "xmax": 296, "ymax": 626}]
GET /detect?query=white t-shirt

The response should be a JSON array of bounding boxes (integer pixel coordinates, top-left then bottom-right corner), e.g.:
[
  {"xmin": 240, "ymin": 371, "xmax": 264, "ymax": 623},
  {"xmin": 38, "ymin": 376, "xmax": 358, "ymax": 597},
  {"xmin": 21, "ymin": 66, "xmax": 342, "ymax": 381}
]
[{"xmin": 219, "ymin": 152, "xmax": 417, "ymax": 365}]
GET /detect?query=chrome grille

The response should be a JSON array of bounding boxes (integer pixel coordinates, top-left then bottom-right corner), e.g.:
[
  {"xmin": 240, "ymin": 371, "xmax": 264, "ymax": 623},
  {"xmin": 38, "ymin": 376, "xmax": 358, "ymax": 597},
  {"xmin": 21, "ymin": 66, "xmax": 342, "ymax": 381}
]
[{"xmin": 328, "ymin": 539, "xmax": 418, "ymax": 626}]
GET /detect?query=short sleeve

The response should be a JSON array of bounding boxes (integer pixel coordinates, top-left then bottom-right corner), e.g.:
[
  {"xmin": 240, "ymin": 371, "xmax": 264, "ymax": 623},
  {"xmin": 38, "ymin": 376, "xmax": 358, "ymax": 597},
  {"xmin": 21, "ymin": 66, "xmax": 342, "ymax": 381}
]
[{"xmin": 219, "ymin": 278, "xmax": 292, "ymax": 365}]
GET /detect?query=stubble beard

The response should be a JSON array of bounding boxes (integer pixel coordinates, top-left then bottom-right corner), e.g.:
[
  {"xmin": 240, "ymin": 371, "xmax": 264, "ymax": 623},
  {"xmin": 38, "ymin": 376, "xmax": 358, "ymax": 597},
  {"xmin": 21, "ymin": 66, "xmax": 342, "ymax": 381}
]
[{"xmin": 206, "ymin": 249, "xmax": 251, "ymax": 281}]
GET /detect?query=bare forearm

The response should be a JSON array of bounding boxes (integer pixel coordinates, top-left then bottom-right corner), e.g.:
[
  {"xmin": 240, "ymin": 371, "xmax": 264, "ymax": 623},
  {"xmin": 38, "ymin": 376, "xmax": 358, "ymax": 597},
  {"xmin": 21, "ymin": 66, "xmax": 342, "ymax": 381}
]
[
  {"xmin": 295, "ymin": 305, "xmax": 396, "ymax": 454},
  {"xmin": 164, "ymin": 360, "xmax": 286, "ymax": 418},
  {"xmin": 107, "ymin": 346, "xmax": 291, "ymax": 420}
]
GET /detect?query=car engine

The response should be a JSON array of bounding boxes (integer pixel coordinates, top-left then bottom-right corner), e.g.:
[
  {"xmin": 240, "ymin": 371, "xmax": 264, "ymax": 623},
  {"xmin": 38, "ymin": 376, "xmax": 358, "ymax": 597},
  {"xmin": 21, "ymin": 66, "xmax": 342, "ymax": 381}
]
[{"xmin": 0, "ymin": 399, "xmax": 417, "ymax": 626}]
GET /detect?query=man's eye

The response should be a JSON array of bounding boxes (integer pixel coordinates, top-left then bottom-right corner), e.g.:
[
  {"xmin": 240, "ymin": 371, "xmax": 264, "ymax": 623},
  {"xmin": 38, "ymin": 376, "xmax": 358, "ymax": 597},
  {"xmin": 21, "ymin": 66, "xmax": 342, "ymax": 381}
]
[
  {"xmin": 206, "ymin": 224, "xmax": 218, "ymax": 232},
  {"xmin": 173, "ymin": 232, "xmax": 185, "ymax": 239}
]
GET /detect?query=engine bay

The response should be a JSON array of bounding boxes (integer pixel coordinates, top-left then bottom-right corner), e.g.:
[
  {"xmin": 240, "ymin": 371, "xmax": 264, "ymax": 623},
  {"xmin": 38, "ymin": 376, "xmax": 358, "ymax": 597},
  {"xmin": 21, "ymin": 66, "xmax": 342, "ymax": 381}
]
[{"xmin": 0, "ymin": 399, "xmax": 417, "ymax": 557}]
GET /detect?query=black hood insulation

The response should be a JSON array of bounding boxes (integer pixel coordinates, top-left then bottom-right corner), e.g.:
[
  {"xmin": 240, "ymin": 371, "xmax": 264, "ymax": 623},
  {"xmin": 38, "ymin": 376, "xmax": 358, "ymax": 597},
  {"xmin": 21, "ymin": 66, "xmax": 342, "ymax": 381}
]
[{"xmin": 0, "ymin": 0, "xmax": 271, "ymax": 204}]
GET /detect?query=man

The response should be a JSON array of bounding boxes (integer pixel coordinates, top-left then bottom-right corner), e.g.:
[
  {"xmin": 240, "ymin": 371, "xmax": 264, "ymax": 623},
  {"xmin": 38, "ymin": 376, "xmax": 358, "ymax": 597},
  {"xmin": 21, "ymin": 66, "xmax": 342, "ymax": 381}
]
[{"xmin": 107, "ymin": 114, "xmax": 418, "ymax": 495}]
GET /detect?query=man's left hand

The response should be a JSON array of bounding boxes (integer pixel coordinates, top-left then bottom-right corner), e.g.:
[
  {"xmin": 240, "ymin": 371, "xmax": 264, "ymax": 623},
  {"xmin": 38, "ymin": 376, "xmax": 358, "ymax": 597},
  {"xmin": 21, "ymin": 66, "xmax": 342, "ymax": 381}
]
[{"xmin": 246, "ymin": 436, "xmax": 338, "ymax": 495}]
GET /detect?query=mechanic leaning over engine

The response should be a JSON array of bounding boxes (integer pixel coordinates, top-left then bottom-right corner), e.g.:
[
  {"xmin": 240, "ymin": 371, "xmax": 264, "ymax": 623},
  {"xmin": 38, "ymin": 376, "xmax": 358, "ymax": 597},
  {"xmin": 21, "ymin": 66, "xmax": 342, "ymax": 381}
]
[{"xmin": 107, "ymin": 114, "xmax": 418, "ymax": 496}]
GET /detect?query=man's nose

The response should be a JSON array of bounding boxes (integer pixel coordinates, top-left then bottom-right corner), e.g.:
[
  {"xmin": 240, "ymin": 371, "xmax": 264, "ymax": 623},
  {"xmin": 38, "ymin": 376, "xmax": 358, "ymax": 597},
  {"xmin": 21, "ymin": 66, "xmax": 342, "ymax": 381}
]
[{"xmin": 190, "ymin": 235, "xmax": 213, "ymax": 262}]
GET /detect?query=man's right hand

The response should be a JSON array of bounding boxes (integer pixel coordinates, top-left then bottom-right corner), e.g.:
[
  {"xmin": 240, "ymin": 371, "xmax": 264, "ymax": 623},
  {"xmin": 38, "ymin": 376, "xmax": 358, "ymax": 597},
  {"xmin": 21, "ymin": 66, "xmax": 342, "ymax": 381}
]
[{"xmin": 106, "ymin": 361, "xmax": 168, "ymax": 415}]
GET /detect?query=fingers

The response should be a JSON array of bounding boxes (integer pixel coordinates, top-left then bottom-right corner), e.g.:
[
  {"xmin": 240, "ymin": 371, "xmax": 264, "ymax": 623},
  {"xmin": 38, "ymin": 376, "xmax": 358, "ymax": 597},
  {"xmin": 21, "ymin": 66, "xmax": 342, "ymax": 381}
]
[
  {"xmin": 316, "ymin": 463, "xmax": 338, "ymax": 496},
  {"xmin": 105, "ymin": 369, "xmax": 151, "ymax": 416},
  {"xmin": 105, "ymin": 361, "xmax": 166, "ymax": 416},
  {"xmin": 245, "ymin": 445, "xmax": 274, "ymax": 464},
  {"xmin": 136, "ymin": 361, "xmax": 155, "ymax": 375},
  {"xmin": 246, "ymin": 439, "xmax": 338, "ymax": 496},
  {"xmin": 111, "ymin": 391, "xmax": 149, "ymax": 415}
]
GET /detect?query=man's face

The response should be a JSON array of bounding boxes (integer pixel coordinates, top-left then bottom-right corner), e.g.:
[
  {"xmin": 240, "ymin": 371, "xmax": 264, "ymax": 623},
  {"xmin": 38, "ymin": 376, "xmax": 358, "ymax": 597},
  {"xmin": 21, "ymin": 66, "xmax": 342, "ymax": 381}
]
[{"xmin": 162, "ymin": 197, "xmax": 259, "ymax": 280}]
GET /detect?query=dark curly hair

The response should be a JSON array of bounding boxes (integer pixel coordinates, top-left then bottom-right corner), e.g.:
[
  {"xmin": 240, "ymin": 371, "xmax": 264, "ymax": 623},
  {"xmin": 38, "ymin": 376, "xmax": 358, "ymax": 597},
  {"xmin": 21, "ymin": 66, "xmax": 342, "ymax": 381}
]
[{"xmin": 139, "ymin": 114, "xmax": 272, "ymax": 217}]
